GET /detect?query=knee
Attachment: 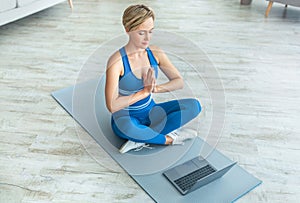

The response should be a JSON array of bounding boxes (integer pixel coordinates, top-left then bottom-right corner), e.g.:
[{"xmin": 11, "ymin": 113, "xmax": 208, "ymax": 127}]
[
  {"xmin": 187, "ymin": 98, "xmax": 201, "ymax": 117},
  {"xmin": 195, "ymin": 99, "xmax": 201, "ymax": 114},
  {"xmin": 112, "ymin": 118, "xmax": 133, "ymax": 135},
  {"xmin": 115, "ymin": 122, "xmax": 134, "ymax": 135}
]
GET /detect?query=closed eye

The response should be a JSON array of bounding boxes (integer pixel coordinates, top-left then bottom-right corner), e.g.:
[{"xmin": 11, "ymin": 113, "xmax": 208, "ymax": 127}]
[{"xmin": 138, "ymin": 28, "xmax": 154, "ymax": 35}]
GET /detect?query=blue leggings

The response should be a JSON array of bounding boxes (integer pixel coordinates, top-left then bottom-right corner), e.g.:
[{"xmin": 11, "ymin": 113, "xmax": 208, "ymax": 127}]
[{"xmin": 111, "ymin": 98, "xmax": 201, "ymax": 145}]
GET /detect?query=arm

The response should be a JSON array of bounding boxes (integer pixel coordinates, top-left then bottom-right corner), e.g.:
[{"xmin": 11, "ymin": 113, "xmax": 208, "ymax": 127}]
[
  {"xmin": 105, "ymin": 53, "xmax": 155, "ymax": 113},
  {"xmin": 151, "ymin": 46, "xmax": 184, "ymax": 93}
]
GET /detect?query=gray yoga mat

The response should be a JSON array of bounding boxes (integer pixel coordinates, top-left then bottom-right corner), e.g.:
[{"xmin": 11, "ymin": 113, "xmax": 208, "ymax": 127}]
[{"xmin": 52, "ymin": 77, "xmax": 262, "ymax": 202}]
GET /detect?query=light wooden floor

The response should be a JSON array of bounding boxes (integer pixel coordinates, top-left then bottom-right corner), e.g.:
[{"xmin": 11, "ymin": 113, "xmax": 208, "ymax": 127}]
[{"xmin": 1, "ymin": 0, "xmax": 300, "ymax": 202}]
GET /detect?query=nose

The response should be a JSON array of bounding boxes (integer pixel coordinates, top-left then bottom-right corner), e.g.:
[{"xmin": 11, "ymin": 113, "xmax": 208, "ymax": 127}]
[{"xmin": 145, "ymin": 32, "xmax": 150, "ymax": 41}]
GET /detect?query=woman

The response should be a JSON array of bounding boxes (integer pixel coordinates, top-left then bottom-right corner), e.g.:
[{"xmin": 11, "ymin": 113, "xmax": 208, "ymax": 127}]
[{"xmin": 105, "ymin": 4, "xmax": 201, "ymax": 153}]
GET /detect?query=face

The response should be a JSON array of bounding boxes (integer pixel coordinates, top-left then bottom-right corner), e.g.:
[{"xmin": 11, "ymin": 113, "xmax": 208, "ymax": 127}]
[{"xmin": 128, "ymin": 17, "xmax": 154, "ymax": 49}]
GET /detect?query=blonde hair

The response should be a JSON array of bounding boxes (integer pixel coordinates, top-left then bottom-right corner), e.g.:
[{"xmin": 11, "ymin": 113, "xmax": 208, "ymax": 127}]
[{"xmin": 122, "ymin": 4, "xmax": 155, "ymax": 32}]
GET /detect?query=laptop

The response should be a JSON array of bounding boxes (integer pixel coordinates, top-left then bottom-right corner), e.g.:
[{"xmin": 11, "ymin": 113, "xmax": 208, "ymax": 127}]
[{"xmin": 163, "ymin": 156, "xmax": 236, "ymax": 195}]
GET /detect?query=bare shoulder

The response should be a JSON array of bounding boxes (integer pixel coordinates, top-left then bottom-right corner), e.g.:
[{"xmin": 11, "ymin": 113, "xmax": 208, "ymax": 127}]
[
  {"xmin": 107, "ymin": 50, "xmax": 122, "ymax": 68},
  {"xmin": 149, "ymin": 45, "xmax": 166, "ymax": 64},
  {"xmin": 106, "ymin": 50, "xmax": 123, "ymax": 74},
  {"xmin": 150, "ymin": 45, "xmax": 171, "ymax": 64},
  {"xmin": 149, "ymin": 45, "xmax": 164, "ymax": 55}
]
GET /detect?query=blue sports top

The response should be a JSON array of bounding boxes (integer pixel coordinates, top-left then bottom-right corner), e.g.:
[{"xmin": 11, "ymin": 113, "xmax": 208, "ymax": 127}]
[{"xmin": 119, "ymin": 46, "xmax": 159, "ymax": 110}]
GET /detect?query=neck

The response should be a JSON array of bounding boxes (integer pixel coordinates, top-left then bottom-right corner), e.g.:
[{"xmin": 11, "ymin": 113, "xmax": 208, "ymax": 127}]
[{"xmin": 125, "ymin": 42, "xmax": 146, "ymax": 56}]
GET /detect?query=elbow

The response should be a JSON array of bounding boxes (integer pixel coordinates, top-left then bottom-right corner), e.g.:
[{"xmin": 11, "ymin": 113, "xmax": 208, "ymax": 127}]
[
  {"xmin": 106, "ymin": 106, "xmax": 114, "ymax": 113},
  {"xmin": 178, "ymin": 78, "xmax": 184, "ymax": 89},
  {"xmin": 105, "ymin": 92, "xmax": 118, "ymax": 113},
  {"xmin": 106, "ymin": 104, "xmax": 115, "ymax": 114},
  {"xmin": 106, "ymin": 102, "xmax": 119, "ymax": 114},
  {"xmin": 105, "ymin": 101, "xmax": 114, "ymax": 113}
]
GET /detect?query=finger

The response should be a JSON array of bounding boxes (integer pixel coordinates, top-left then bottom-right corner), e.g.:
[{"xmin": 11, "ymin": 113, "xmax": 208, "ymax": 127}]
[
  {"xmin": 146, "ymin": 68, "xmax": 151, "ymax": 76},
  {"xmin": 148, "ymin": 67, "xmax": 154, "ymax": 74},
  {"xmin": 146, "ymin": 70, "xmax": 152, "ymax": 81},
  {"xmin": 148, "ymin": 68, "xmax": 154, "ymax": 79},
  {"xmin": 143, "ymin": 72, "xmax": 148, "ymax": 82}
]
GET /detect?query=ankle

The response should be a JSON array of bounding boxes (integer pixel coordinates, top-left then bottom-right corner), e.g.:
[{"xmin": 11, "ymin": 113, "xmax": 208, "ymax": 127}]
[{"xmin": 165, "ymin": 135, "xmax": 173, "ymax": 145}]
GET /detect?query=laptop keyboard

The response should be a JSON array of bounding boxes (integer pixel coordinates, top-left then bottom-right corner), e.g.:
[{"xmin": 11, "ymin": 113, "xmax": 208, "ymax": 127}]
[{"xmin": 174, "ymin": 164, "xmax": 216, "ymax": 192}]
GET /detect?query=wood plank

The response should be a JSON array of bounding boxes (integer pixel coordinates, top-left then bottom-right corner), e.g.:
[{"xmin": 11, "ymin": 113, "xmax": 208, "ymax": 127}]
[{"xmin": 0, "ymin": 0, "xmax": 299, "ymax": 202}]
